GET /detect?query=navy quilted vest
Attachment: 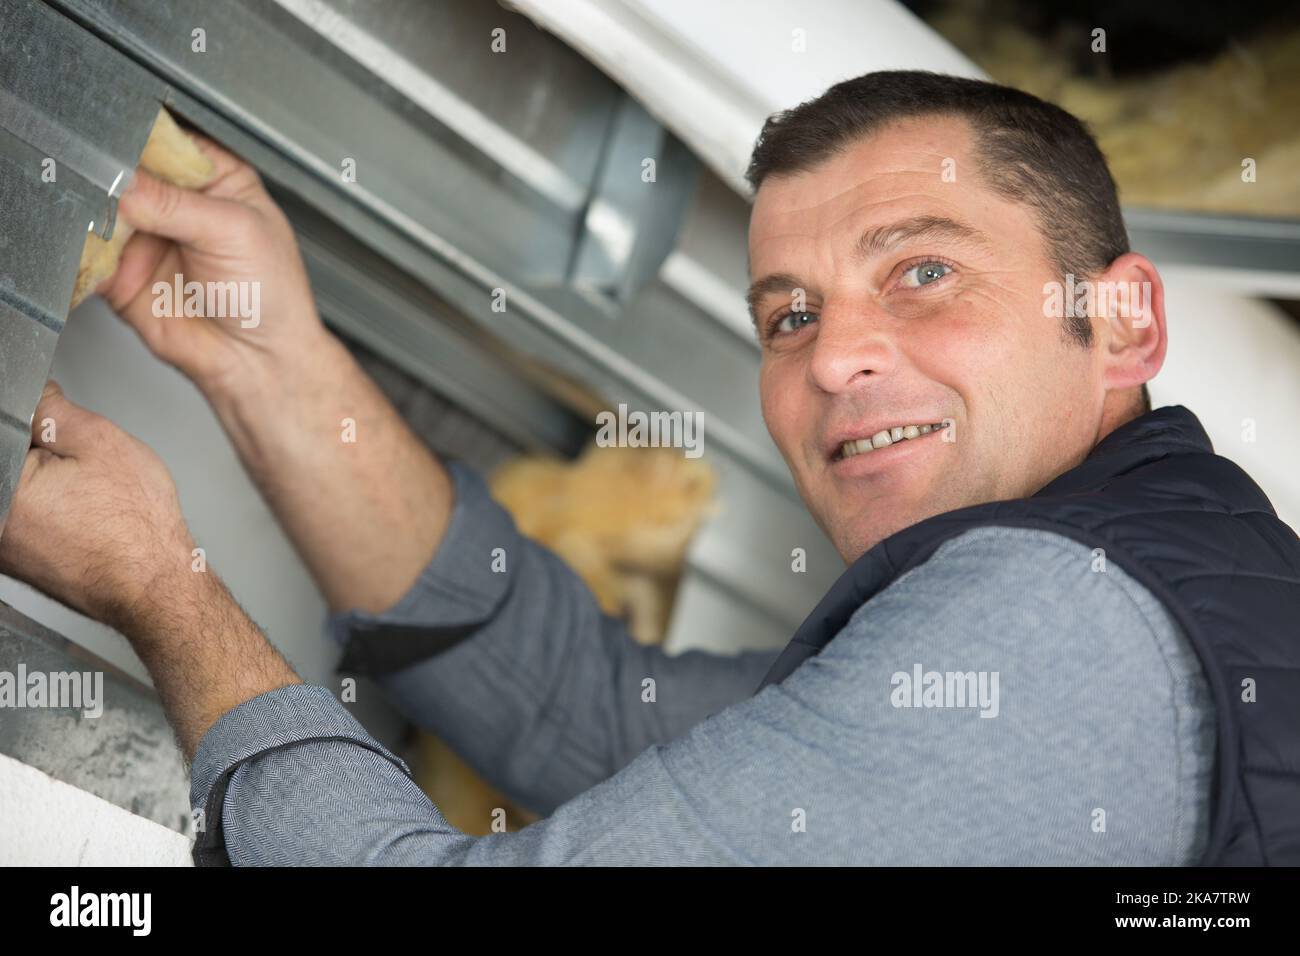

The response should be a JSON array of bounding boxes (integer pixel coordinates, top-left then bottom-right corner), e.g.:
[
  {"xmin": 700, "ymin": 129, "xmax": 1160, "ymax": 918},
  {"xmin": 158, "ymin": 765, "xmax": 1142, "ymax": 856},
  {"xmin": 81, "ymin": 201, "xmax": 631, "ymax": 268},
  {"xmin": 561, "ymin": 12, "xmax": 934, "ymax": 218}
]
[{"xmin": 757, "ymin": 405, "xmax": 1300, "ymax": 865}]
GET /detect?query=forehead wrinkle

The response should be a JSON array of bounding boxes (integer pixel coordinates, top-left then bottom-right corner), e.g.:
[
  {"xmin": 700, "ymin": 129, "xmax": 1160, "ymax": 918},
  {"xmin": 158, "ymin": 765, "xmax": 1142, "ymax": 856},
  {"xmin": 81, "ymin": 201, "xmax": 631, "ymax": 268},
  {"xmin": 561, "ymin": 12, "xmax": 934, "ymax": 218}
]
[
  {"xmin": 758, "ymin": 172, "xmax": 947, "ymax": 233},
  {"xmin": 854, "ymin": 215, "xmax": 992, "ymax": 260},
  {"xmin": 756, "ymin": 177, "xmax": 982, "ymax": 252}
]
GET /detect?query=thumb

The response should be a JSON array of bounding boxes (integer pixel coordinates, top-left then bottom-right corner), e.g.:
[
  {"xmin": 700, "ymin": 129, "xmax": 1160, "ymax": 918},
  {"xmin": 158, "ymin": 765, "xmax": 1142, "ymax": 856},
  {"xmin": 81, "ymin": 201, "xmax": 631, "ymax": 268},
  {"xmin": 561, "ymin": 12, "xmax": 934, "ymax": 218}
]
[
  {"xmin": 118, "ymin": 168, "xmax": 232, "ymax": 248},
  {"xmin": 31, "ymin": 381, "xmax": 107, "ymax": 458}
]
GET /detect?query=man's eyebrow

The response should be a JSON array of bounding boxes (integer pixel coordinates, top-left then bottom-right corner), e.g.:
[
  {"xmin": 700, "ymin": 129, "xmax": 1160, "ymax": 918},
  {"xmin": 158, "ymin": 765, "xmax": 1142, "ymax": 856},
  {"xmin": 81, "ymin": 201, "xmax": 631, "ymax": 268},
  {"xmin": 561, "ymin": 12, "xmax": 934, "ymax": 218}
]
[
  {"xmin": 745, "ymin": 271, "xmax": 805, "ymax": 328},
  {"xmin": 854, "ymin": 215, "xmax": 990, "ymax": 260}
]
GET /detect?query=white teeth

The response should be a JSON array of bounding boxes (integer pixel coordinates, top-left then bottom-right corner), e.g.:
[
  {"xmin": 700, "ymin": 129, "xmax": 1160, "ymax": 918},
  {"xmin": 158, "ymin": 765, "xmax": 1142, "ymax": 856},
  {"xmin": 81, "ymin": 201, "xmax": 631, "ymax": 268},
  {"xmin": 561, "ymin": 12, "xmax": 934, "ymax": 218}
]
[{"xmin": 838, "ymin": 421, "xmax": 946, "ymax": 460}]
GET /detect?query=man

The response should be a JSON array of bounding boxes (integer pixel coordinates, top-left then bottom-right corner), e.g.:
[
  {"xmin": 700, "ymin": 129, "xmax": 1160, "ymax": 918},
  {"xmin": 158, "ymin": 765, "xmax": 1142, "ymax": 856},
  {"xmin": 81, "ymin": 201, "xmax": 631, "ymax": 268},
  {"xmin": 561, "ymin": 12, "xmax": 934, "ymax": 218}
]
[{"xmin": 1, "ymin": 72, "xmax": 1296, "ymax": 865}]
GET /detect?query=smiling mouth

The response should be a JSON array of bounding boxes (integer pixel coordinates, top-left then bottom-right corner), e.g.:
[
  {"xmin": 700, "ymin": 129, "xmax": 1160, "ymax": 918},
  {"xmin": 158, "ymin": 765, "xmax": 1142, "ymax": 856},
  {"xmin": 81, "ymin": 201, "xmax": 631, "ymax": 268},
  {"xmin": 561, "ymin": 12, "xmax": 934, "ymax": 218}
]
[{"xmin": 834, "ymin": 421, "xmax": 948, "ymax": 460}]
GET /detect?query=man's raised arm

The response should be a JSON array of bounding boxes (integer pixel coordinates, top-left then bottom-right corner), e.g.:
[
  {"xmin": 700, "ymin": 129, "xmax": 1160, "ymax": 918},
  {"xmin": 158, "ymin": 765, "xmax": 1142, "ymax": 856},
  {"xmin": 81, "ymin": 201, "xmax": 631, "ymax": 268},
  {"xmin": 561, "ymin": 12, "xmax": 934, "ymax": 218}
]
[{"xmin": 100, "ymin": 134, "xmax": 451, "ymax": 615}]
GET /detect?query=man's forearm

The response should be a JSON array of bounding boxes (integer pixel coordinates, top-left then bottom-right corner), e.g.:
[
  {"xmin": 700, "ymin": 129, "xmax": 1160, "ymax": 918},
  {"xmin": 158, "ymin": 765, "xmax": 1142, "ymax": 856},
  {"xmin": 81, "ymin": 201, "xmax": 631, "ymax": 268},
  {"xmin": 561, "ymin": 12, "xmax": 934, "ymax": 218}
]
[
  {"xmin": 204, "ymin": 329, "xmax": 454, "ymax": 614},
  {"xmin": 124, "ymin": 568, "xmax": 301, "ymax": 760}
]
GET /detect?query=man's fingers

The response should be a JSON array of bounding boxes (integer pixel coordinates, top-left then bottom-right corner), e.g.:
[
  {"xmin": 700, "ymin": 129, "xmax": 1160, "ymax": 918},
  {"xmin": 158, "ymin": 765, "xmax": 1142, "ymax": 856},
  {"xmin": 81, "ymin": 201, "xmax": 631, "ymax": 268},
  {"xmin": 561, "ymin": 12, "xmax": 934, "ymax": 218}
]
[
  {"xmin": 31, "ymin": 380, "xmax": 109, "ymax": 458},
  {"xmin": 167, "ymin": 130, "xmax": 268, "ymax": 206},
  {"xmin": 97, "ymin": 231, "xmax": 176, "ymax": 319},
  {"xmin": 119, "ymin": 169, "xmax": 239, "ymax": 248},
  {"xmin": 13, "ymin": 444, "xmax": 55, "ymax": 502},
  {"xmin": 187, "ymin": 130, "xmax": 256, "ymax": 182}
]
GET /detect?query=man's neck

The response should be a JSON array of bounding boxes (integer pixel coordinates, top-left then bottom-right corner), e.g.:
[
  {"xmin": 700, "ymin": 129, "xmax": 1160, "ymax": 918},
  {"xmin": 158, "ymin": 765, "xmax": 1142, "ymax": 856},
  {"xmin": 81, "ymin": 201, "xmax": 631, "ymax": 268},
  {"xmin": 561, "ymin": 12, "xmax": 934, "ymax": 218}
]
[{"xmin": 1095, "ymin": 388, "xmax": 1148, "ymax": 451}]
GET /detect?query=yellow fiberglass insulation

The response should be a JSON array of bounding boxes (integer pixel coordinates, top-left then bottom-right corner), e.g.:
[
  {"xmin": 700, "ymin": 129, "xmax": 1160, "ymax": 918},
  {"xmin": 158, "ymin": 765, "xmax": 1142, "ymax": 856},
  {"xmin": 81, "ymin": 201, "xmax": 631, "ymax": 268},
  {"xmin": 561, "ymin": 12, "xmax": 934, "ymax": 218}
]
[{"xmin": 929, "ymin": 7, "xmax": 1300, "ymax": 217}]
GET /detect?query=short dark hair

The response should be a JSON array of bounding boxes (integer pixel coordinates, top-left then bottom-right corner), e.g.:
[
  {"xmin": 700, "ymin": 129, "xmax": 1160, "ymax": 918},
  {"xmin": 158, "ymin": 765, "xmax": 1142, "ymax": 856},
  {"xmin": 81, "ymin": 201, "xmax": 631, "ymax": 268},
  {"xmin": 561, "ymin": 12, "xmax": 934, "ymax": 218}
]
[{"xmin": 746, "ymin": 71, "xmax": 1131, "ymax": 348}]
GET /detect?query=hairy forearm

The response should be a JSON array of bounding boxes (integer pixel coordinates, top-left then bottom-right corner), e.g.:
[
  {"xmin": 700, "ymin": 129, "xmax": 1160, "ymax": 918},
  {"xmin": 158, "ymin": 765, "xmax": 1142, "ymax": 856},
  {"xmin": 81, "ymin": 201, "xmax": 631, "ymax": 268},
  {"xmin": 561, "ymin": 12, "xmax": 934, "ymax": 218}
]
[
  {"xmin": 204, "ymin": 330, "xmax": 454, "ymax": 614},
  {"xmin": 123, "ymin": 568, "xmax": 301, "ymax": 760}
]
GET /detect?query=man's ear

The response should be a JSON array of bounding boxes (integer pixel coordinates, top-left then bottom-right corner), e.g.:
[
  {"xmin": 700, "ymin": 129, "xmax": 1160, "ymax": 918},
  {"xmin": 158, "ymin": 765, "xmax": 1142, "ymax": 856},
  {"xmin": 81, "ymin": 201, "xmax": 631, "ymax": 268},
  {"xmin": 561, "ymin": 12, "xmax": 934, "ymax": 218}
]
[{"xmin": 1094, "ymin": 252, "xmax": 1167, "ymax": 394}]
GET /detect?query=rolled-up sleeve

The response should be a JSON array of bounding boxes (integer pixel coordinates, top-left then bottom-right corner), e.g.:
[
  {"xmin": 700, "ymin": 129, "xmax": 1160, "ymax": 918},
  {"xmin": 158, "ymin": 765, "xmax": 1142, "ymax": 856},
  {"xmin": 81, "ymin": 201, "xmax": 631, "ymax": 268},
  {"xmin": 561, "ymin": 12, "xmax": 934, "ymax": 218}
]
[
  {"xmin": 188, "ymin": 684, "xmax": 469, "ymax": 865},
  {"xmin": 323, "ymin": 460, "xmax": 780, "ymax": 813}
]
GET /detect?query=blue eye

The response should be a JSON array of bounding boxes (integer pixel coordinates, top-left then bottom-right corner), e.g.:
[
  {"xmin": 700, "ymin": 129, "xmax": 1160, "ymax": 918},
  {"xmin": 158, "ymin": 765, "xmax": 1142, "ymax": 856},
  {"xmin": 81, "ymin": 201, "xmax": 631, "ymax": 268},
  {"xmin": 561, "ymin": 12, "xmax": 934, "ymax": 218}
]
[
  {"xmin": 900, "ymin": 261, "xmax": 952, "ymax": 288},
  {"xmin": 774, "ymin": 311, "xmax": 817, "ymax": 334}
]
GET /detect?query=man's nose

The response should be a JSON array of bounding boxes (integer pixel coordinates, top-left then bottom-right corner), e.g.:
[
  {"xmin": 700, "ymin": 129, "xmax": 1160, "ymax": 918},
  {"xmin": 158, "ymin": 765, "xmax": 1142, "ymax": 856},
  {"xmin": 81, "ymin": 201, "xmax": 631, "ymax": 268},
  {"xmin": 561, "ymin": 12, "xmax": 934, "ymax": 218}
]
[{"xmin": 807, "ymin": 302, "xmax": 898, "ymax": 393}]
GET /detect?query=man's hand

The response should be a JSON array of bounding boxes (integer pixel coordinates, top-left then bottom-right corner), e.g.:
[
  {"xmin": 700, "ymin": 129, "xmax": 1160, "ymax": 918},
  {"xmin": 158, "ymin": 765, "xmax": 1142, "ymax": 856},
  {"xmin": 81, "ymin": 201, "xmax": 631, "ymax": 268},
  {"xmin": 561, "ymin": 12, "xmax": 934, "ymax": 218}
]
[
  {"xmin": 0, "ymin": 381, "xmax": 300, "ymax": 757},
  {"xmin": 0, "ymin": 381, "xmax": 195, "ymax": 631},
  {"xmin": 98, "ymin": 135, "xmax": 331, "ymax": 398},
  {"xmin": 92, "ymin": 131, "xmax": 454, "ymax": 617}
]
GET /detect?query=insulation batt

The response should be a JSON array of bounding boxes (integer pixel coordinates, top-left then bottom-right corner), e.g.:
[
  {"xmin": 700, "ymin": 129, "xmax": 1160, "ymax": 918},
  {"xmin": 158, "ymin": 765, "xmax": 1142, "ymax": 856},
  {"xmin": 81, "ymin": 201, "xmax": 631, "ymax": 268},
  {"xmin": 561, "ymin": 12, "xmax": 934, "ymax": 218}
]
[{"xmin": 929, "ymin": 6, "xmax": 1300, "ymax": 216}]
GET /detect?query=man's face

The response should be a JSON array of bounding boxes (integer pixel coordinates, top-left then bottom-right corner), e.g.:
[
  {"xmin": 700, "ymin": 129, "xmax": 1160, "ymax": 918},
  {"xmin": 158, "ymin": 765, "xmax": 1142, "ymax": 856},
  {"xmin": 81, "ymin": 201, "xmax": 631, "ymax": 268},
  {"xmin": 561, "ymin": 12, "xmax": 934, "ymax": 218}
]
[{"xmin": 749, "ymin": 116, "xmax": 1108, "ymax": 562}]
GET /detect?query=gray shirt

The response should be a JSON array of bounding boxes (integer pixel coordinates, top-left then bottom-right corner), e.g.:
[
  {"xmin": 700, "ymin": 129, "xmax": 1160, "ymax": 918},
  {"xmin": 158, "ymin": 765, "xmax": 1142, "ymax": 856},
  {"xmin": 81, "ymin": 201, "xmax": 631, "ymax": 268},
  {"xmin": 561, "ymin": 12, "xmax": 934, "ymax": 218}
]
[{"xmin": 190, "ymin": 460, "xmax": 1216, "ymax": 864}]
